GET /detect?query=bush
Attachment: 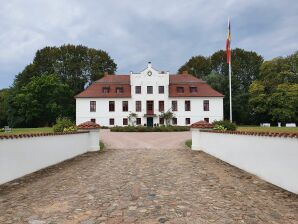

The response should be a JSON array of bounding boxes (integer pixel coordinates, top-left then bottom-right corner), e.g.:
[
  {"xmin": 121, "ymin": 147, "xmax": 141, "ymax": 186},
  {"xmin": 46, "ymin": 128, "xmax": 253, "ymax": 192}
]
[
  {"xmin": 53, "ymin": 117, "xmax": 74, "ymax": 133},
  {"xmin": 213, "ymin": 125, "xmax": 227, "ymax": 131},
  {"xmin": 0, "ymin": 128, "xmax": 4, "ymax": 132},
  {"xmin": 212, "ymin": 120, "xmax": 237, "ymax": 131},
  {"xmin": 63, "ymin": 126, "xmax": 78, "ymax": 133},
  {"xmin": 110, "ymin": 125, "xmax": 190, "ymax": 132}
]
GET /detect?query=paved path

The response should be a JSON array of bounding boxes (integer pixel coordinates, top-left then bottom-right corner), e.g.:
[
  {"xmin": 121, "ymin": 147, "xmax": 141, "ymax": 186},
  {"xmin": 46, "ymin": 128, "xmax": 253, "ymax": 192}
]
[{"xmin": 0, "ymin": 130, "xmax": 297, "ymax": 224}]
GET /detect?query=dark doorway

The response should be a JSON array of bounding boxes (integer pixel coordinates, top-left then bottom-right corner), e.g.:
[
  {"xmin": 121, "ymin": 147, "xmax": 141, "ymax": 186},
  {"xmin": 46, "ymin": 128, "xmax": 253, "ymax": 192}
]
[{"xmin": 147, "ymin": 117, "xmax": 153, "ymax": 127}]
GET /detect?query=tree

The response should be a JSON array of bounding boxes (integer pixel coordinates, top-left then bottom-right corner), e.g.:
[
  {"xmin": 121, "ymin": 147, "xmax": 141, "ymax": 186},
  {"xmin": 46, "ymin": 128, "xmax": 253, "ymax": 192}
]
[
  {"xmin": 8, "ymin": 74, "xmax": 74, "ymax": 127},
  {"xmin": 14, "ymin": 44, "xmax": 117, "ymax": 94},
  {"xmin": 0, "ymin": 88, "xmax": 10, "ymax": 127},
  {"xmin": 128, "ymin": 112, "xmax": 138, "ymax": 126},
  {"xmin": 178, "ymin": 55, "xmax": 211, "ymax": 79},
  {"xmin": 160, "ymin": 111, "xmax": 175, "ymax": 126}
]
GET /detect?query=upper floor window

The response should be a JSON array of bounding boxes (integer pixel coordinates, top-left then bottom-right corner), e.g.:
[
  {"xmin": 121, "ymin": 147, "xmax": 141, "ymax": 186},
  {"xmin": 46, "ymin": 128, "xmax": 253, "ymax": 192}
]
[
  {"xmin": 172, "ymin": 100, "xmax": 178, "ymax": 111},
  {"xmin": 109, "ymin": 101, "xmax": 115, "ymax": 112},
  {"xmin": 90, "ymin": 101, "xmax": 96, "ymax": 112},
  {"xmin": 203, "ymin": 100, "xmax": 209, "ymax": 111},
  {"xmin": 122, "ymin": 101, "xmax": 128, "ymax": 112},
  {"xmin": 185, "ymin": 100, "xmax": 191, "ymax": 111},
  {"xmin": 147, "ymin": 86, "xmax": 153, "ymax": 94},
  {"xmin": 158, "ymin": 86, "xmax": 164, "ymax": 94},
  {"xmin": 176, "ymin": 87, "xmax": 184, "ymax": 93},
  {"xmin": 136, "ymin": 101, "xmax": 142, "ymax": 112},
  {"xmin": 102, "ymin": 87, "xmax": 110, "ymax": 93},
  {"xmin": 159, "ymin": 101, "xmax": 164, "ymax": 112},
  {"xmin": 116, "ymin": 87, "xmax": 124, "ymax": 94},
  {"xmin": 190, "ymin": 87, "xmax": 197, "ymax": 93},
  {"xmin": 135, "ymin": 86, "xmax": 141, "ymax": 94}
]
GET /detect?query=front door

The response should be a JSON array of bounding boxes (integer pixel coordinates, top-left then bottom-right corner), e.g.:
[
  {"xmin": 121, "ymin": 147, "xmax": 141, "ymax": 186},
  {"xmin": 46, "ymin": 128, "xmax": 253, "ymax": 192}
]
[{"xmin": 147, "ymin": 117, "xmax": 153, "ymax": 127}]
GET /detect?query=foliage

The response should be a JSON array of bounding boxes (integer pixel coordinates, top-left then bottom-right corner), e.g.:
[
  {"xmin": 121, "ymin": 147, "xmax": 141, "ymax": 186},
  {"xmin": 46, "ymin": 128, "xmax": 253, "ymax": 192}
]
[
  {"xmin": 0, "ymin": 88, "xmax": 10, "ymax": 127},
  {"xmin": 100, "ymin": 141, "xmax": 105, "ymax": 150},
  {"xmin": 212, "ymin": 120, "xmax": 237, "ymax": 131},
  {"xmin": 53, "ymin": 117, "xmax": 74, "ymax": 133},
  {"xmin": 160, "ymin": 111, "xmax": 175, "ymax": 126},
  {"xmin": 8, "ymin": 74, "xmax": 74, "ymax": 127},
  {"xmin": 249, "ymin": 51, "xmax": 298, "ymax": 123},
  {"xmin": 128, "ymin": 112, "xmax": 138, "ymax": 126},
  {"xmin": 213, "ymin": 125, "xmax": 227, "ymax": 131},
  {"xmin": 110, "ymin": 125, "xmax": 190, "ymax": 132},
  {"xmin": 63, "ymin": 126, "xmax": 78, "ymax": 133},
  {"xmin": 185, "ymin": 140, "xmax": 192, "ymax": 148},
  {"xmin": 0, "ymin": 128, "xmax": 4, "ymax": 132},
  {"xmin": 178, "ymin": 55, "xmax": 211, "ymax": 79}
]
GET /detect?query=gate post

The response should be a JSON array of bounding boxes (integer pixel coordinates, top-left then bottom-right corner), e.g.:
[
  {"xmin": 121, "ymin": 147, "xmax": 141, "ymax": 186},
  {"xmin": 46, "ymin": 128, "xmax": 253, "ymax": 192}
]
[
  {"xmin": 77, "ymin": 121, "xmax": 101, "ymax": 151},
  {"xmin": 190, "ymin": 121, "xmax": 214, "ymax": 151}
]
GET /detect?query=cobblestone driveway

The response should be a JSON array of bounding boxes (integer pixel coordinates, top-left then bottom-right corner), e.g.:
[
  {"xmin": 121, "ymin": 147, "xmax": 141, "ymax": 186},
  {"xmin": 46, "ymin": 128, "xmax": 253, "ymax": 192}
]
[{"xmin": 0, "ymin": 130, "xmax": 297, "ymax": 224}]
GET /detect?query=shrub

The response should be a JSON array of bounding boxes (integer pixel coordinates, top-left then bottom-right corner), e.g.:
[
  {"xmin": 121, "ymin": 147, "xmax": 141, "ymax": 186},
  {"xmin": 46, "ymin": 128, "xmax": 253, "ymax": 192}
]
[
  {"xmin": 0, "ymin": 128, "xmax": 4, "ymax": 133},
  {"xmin": 212, "ymin": 120, "xmax": 236, "ymax": 131},
  {"xmin": 53, "ymin": 117, "xmax": 74, "ymax": 133},
  {"xmin": 110, "ymin": 125, "xmax": 190, "ymax": 132},
  {"xmin": 63, "ymin": 126, "xmax": 78, "ymax": 133},
  {"xmin": 213, "ymin": 125, "xmax": 227, "ymax": 131},
  {"xmin": 185, "ymin": 140, "xmax": 192, "ymax": 148}
]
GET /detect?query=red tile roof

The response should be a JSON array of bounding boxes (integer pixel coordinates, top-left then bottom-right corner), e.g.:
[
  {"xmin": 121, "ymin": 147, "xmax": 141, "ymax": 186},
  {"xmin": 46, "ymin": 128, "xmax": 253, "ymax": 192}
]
[
  {"xmin": 191, "ymin": 120, "xmax": 214, "ymax": 129},
  {"xmin": 95, "ymin": 75, "xmax": 130, "ymax": 84},
  {"xmin": 77, "ymin": 121, "xmax": 100, "ymax": 129}
]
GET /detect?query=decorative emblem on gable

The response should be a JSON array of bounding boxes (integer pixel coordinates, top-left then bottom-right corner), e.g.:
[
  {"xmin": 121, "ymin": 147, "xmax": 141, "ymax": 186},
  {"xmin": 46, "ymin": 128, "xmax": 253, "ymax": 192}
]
[{"xmin": 147, "ymin": 70, "xmax": 152, "ymax": 76}]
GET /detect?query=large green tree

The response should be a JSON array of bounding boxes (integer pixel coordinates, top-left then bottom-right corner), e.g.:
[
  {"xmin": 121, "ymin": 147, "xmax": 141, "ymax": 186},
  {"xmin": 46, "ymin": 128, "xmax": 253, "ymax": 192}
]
[
  {"xmin": 14, "ymin": 44, "xmax": 117, "ymax": 94},
  {"xmin": 179, "ymin": 48, "xmax": 264, "ymax": 124},
  {"xmin": 8, "ymin": 74, "xmax": 74, "ymax": 127},
  {"xmin": 0, "ymin": 88, "xmax": 10, "ymax": 127}
]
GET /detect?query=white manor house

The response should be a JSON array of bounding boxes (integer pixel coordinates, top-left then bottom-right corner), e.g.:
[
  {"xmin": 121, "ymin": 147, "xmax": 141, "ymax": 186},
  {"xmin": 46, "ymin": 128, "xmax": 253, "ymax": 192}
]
[{"xmin": 76, "ymin": 63, "xmax": 224, "ymax": 127}]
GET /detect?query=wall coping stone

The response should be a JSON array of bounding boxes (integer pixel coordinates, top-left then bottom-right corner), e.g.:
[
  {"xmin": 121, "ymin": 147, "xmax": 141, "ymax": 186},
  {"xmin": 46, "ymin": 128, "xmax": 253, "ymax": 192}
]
[
  {"xmin": 0, "ymin": 131, "xmax": 89, "ymax": 140},
  {"xmin": 198, "ymin": 129, "xmax": 298, "ymax": 139}
]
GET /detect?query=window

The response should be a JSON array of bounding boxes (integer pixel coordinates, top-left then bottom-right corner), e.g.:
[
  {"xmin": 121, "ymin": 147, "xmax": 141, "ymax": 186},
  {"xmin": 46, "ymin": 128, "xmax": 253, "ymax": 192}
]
[
  {"xmin": 159, "ymin": 101, "xmax": 164, "ymax": 112},
  {"xmin": 109, "ymin": 118, "xmax": 114, "ymax": 125},
  {"xmin": 136, "ymin": 118, "xmax": 141, "ymax": 125},
  {"xmin": 123, "ymin": 118, "xmax": 128, "ymax": 125},
  {"xmin": 185, "ymin": 100, "xmax": 191, "ymax": 111},
  {"xmin": 185, "ymin": 118, "xmax": 190, "ymax": 125},
  {"xmin": 172, "ymin": 101, "xmax": 178, "ymax": 111},
  {"xmin": 203, "ymin": 100, "xmax": 209, "ymax": 111},
  {"xmin": 109, "ymin": 101, "xmax": 115, "ymax": 112},
  {"xmin": 147, "ymin": 86, "xmax": 153, "ymax": 94},
  {"xmin": 116, "ymin": 87, "xmax": 124, "ymax": 94},
  {"xmin": 90, "ymin": 101, "xmax": 96, "ymax": 112},
  {"xmin": 190, "ymin": 87, "xmax": 197, "ymax": 93},
  {"xmin": 204, "ymin": 118, "xmax": 209, "ymax": 123},
  {"xmin": 176, "ymin": 87, "xmax": 184, "ymax": 93},
  {"xmin": 159, "ymin": 117, "xmax": 164, "ymax": 125},
  {"xmin": 136, "ymin": 101, "xmax": 142, "ymax": 112},
  {"xmin": 91, "ymin": 118, "xmax": 96, "ymax": 123},
  {"xmin": 135, "ymin": 86, "xmax": 141, "ymax": 94},
  {"xmin": 122, "ymin": 101, "xmax": 128, "ymax": 112},
  {"xmin": 158, "ymin": 86, "xmax": 164, "ymax": 94},
  {"xmin": 172, "ymin": 117, "xmax": 177, "ymax": 125},
  {"xmin": 102, "ymin": 87, "xmax": 110, "ymax": 93}
]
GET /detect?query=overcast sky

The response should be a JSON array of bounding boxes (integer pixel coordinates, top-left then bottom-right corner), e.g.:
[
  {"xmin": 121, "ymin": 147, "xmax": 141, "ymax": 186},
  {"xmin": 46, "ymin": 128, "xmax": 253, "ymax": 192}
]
[{"xmin": 1, "ymin": 0, "xmax": 298, "ymax": 88}]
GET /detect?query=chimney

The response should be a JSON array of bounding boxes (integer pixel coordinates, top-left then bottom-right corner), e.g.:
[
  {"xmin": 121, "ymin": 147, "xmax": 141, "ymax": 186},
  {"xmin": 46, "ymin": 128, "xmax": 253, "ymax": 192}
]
[
  {"xmin": 104, "ymin": 72, "xmax": 109, "ymax": 76},
  {"xmin": 182, "ymin": 70, "xmax": 188, "ymax": 75}
]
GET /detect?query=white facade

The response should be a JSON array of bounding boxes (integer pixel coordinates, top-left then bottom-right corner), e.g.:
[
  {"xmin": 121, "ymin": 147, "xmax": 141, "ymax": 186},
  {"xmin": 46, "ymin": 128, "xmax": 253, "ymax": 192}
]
[{"xmin": 76, "ymin": 63, "xmax": 224, "ymax": 126}]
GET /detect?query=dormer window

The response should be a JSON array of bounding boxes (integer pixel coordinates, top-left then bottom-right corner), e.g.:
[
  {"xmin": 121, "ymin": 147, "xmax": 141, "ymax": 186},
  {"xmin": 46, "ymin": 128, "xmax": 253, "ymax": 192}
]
[
  {"xmin": 102, "ymin": 87, "xmax": 110, "ymax": 93},
  {"xmin": 116, "ymin": 87, "xmax": 124, "ymax": 94},
  {"xmin": 190, "ymin": 87, "xmax": 197, "ymax": 93},
  {"xmin": 176, "ymin": 87, "xmax": 184, "ymax": 93}
]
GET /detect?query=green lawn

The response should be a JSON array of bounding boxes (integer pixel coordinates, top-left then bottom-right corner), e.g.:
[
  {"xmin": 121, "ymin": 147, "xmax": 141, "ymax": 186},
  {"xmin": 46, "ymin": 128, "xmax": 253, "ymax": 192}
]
[
  {"xmin": 0, "ymin": 127, "xmax": 53, "ymax": 135},
  {"xmin": 237, "ymin": 126, "xmax": 298, "ymax": 133}
]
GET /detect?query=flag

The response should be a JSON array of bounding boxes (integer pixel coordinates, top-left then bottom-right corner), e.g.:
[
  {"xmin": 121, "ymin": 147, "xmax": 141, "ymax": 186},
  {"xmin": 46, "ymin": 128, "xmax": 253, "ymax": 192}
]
[{"xmin": 226, "ymin": 19, "xmax": 231, "ymax": 64}]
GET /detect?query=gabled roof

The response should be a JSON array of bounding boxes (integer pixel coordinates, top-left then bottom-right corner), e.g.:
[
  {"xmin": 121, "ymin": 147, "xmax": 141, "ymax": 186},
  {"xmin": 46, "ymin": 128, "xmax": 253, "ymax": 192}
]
[
  {"xmin": 95, "ymin": 75, "xmax": 130, "ymax": 84},
  {"xmin": 169, "ymin": 74, "xmax": 205, "ymax": 84}
]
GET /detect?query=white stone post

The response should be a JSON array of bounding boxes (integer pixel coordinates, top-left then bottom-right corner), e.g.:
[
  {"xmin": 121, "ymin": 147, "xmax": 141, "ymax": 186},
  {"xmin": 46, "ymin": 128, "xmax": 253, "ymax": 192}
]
[
  {"xmin": 77, "ymin": 121, "xmax": 101, "ymax": 152},
  {"xmin": 190, "ymin": 121, "xmax": 214, "ymax": 151}
]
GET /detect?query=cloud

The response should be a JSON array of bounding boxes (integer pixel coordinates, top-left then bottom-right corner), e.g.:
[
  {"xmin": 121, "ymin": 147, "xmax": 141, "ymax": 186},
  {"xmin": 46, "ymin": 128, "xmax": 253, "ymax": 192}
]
[{"xmin": 0, "ymin": 0, "xmax": 297, "ymax": 88}]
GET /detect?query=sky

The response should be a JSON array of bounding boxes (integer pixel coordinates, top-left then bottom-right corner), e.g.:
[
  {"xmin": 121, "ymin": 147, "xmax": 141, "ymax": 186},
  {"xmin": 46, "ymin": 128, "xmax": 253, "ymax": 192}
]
[{"xmin": 0, "ymin": 0, "xmax": 298, "ymax": 89}]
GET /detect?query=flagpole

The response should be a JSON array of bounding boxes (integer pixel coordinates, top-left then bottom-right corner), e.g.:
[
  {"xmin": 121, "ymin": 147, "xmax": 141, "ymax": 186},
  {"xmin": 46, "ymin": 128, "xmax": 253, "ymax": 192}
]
[{"xmin": 228, "ymin": 17, "xmax": 232, "ymax": 122}]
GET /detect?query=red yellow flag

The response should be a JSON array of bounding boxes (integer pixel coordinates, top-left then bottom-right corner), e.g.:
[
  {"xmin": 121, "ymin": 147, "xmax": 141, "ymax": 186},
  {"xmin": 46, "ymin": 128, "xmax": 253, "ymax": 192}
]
[{"xmin": 226, "ymin": 19, "xmax": 231, "ymax": 64}]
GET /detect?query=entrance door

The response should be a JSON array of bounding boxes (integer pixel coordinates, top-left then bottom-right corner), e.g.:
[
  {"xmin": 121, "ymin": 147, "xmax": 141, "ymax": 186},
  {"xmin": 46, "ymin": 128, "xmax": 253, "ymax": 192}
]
[{"xmin": 147, "ymin": 117, "xmax": 153, "ymax": 127}]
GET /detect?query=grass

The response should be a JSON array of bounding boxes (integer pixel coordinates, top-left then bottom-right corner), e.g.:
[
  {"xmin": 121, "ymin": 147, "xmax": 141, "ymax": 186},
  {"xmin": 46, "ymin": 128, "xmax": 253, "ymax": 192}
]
[
  {"xmin": 99, "ymin": 141, "xmax": 105, "ymax": 150},
  {"xmin": 237, "ymin": 126, "xmax": 298, "ymax": 133},
  {"xmin": 0, "ymin": 127, "xmax": 53, "ymax": 135},
  {"xmin": 185, "ymin": 139, "xmax": 192, "ymax": 148}
]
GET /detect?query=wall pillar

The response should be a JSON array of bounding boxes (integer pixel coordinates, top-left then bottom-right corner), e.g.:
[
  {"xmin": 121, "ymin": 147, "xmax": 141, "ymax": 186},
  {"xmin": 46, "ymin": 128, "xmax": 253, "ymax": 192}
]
[{"xmin": 77, "ymin": 121, "xmax": 101, "ymax": 151}]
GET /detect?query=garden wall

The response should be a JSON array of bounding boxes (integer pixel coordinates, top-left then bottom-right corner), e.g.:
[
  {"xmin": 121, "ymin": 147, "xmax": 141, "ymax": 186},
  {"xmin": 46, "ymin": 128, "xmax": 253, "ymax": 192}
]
[
  {"xmin": 191, "ymin": 129, "xmax": 298, "ymax": 194},
  {"xmin": 0, "ymin": 131, "xmax": 99, "ymax": 185}
]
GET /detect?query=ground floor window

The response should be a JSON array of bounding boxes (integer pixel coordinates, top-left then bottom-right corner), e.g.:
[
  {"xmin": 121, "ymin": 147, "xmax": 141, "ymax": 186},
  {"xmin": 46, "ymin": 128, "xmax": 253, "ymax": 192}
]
[
  {"xmin": 172, "ymin": 117, "xmax": 177, "ymax": 125},
  {"xmin": 109, "ymin": 118, "xmax": 114, "ymax": 125},
  {"xmin": 204, "ymin": 117, "xmax": 209, "ymax": 123},
  {"xmin": 185, "ymin": 118, "xmax": 190, "ymax": 125},
  {"xmin": 136, "ymin": 118, "xmax": 141, "ymax": 125},
  {"xmin": 90, "ymin": 118, "xmax": 96, "ymax": 123},
  {"xmin": 123, "ymin": 118, "xmax": 128, "ymax": 125},
  {"xmin": 159, "ymin": 117, "xmax": 164, "ymax": 125}
]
